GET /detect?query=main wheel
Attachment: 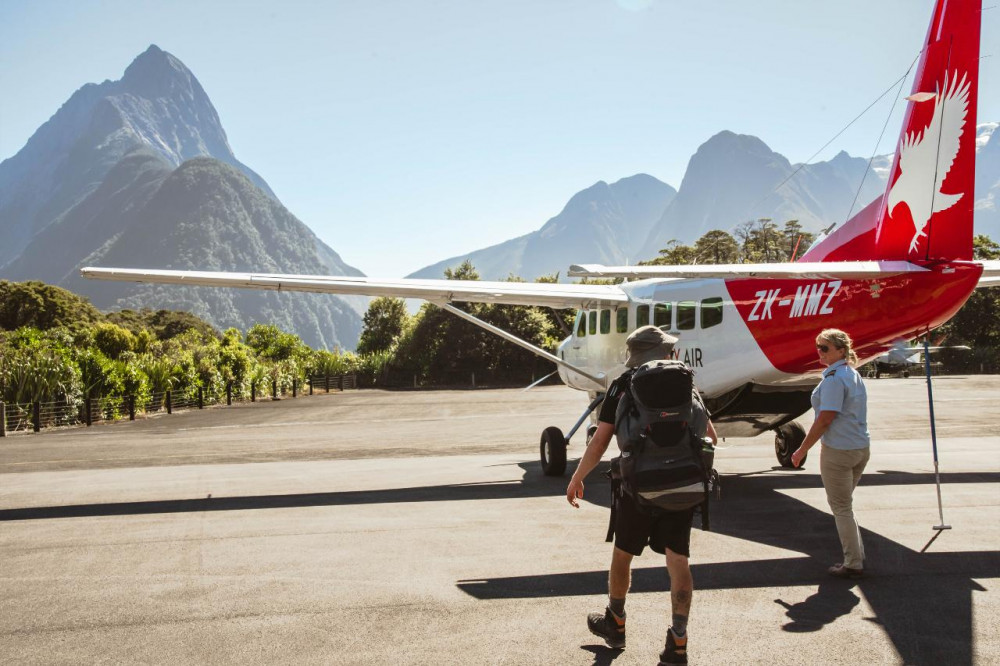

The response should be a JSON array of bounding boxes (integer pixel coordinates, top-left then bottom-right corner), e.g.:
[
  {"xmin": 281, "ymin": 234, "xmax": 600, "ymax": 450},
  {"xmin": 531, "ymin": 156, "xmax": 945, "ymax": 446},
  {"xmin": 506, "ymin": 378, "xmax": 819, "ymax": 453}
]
[
  {"xmin": 775, "ymin": 421, "xmax": 806, "ymax": 468},
  {"xmin": 540, "ymin": 426, "xmax": 567, "ymax": 476}
]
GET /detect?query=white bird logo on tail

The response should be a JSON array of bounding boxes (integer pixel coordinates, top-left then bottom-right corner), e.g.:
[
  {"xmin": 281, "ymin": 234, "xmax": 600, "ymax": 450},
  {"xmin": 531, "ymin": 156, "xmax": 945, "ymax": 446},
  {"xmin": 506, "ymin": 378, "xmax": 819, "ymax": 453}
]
[{"xmin": 886, "ymin": 70, "xmax": 970, "ymax": 254}]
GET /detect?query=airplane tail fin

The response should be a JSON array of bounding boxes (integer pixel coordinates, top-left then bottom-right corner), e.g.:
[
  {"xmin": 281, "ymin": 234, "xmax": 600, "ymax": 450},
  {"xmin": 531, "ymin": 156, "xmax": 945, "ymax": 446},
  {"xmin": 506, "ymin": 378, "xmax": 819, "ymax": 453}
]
[{"xmin": 801, "ymin": 0, "xmax": 981, "ymax": 263}]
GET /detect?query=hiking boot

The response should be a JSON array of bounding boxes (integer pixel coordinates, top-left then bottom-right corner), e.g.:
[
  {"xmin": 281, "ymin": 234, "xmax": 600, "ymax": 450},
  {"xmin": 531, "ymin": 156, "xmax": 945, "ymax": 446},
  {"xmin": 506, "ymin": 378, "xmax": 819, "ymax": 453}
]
[
  {"xmin": 658, "ymin": 628, "xmax": 687, "ymax": 665},
  {"xmin": 587, "ymin": 606, "xmax": 626, "ymax": 649}
]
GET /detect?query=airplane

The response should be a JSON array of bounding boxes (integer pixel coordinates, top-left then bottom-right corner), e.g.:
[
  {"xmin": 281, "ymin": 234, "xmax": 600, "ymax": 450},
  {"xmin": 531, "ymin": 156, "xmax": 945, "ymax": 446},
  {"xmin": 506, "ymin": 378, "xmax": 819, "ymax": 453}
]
[
  {"xmin": 869, "ymin": 340, "xmax": 971, "ymax": 379},
  {"xmin": 83, "ymin": 0, "xmax": 999, "ymax": 476}
]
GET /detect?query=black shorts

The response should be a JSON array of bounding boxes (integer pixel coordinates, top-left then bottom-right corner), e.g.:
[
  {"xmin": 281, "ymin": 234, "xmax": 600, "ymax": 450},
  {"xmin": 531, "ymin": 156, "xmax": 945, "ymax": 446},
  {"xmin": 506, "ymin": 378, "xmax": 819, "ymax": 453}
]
[{"xmin": 614, "ymin": 493, "xmax": 694, "ymax": 558}]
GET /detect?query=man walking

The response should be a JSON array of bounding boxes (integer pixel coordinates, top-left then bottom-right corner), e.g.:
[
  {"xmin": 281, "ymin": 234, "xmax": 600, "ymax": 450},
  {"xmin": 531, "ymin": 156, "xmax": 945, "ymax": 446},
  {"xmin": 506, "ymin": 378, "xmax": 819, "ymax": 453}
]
[{"xmin": 566, "ymin": 325, "xmax": 716, "ymax": 665}]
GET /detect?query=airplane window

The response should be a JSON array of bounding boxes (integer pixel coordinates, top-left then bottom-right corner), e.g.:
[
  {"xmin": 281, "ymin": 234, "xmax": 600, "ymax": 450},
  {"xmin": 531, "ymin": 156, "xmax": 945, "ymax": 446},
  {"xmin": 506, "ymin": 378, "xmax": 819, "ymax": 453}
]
[
  {"xmin": 636, "ymin": 304, "xmax": 650, "ymax": 328},
  {"xmin": 701, "ymin": 297, "xmax": 723, "ymax": 328},
  {"xmin": 616, "ymin": 309, "xmax": 628, "ymax": 333},
  {"xmin": 654, "ymin": 303, "xmax": 672, "ymax": 329},
  {"xmin": 576, "ymin": 311, "xmax": 586, "ymax": 337},
  {"xmin": 589, "ymin": 310, "xmax": 597, "ymax": 335},
  {"xmin": 677, "ymin": 301, "xmax": 696, "ymax": 330},
  {"xmin": 600, "ymin": 309, "xmax": 611, "ymax": 334}
]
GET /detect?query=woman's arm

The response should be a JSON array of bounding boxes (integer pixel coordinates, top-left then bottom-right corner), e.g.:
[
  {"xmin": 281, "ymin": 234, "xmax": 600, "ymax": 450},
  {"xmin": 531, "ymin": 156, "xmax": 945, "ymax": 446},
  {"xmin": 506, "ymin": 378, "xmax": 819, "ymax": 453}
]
[{"xmin": 791, "ymin": 410, "xmax": 838, "ymax": 468}]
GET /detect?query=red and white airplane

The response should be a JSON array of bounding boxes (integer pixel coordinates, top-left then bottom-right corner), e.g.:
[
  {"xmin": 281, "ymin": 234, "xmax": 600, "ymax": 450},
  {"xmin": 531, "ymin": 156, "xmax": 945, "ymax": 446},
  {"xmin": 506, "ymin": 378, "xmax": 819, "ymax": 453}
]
[{"xmin": 83, "ymin": 0, "xmax": 998, "ymax": 474}]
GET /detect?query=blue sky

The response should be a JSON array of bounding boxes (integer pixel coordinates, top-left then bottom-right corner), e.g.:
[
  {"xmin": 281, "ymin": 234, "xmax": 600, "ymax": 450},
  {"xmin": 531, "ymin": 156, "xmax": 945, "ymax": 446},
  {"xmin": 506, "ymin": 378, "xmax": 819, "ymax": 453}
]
[{"xmin": 2, "ymin": 0, "xmax": 997, "ymax": 277}]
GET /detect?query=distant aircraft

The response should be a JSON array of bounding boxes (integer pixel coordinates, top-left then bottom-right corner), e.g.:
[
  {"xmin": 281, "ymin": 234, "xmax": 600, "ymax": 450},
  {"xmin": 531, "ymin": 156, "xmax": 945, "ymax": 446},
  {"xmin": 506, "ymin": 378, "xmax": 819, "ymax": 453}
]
[
  {"xmin": 869, "ymin": 341, "xmax": 971, "ymax": 379},
  {"xmin": 84, "ymin": 0, "xmax": 999, "ymax": 475}
]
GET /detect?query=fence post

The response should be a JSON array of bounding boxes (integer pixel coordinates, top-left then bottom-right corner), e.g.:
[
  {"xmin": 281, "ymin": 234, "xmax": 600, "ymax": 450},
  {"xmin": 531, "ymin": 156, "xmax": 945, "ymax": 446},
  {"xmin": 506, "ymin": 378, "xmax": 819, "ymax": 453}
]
[
  {"xmin": 86, "ymin": 393, "xmax": 92, "ymax": 427},
  {"xmin": 326, "ymin": 373, "xmax": 331, "ymax": 393},
  {"xmin": 308, "ymin": 377, "xmax": 313, "ymax": 395},
  {"xmin": 251, "ymin": 382, "xmax": 256, "ymax": 402},
  {"xmin": 227, "ymin": 382, "xmax": 232, "ymax": 406},
  {"xmin": 471, "ymin": 372, "xmax": 476, "ymax": 389},
  {"xmin": 414, "ymin": 375, "xmax": 417, "ymax": 388},
  {"xmin": 198, "ymin": 386, "xmax": 204, "ymax": 409},
  {"xmin": 272, "ymin": 380, "xmax": 277, "ymax": 400},
  {"xmin": 32, "ymin": 401, "xmax": 41, "ymax": 432},
  {"xmin": 0, "ymin": 401, "xmax": 5, "ymax": 437},
  {"xmin": 166, "ymin": 390, "xmax": 172, "ymax": 415},
  {"xmin": 293, "ymin": 379, "xmax": 298, "ymax": 398},
  {"xmin": 129, "ymin": 395, "xmax": 136, "ymax": 421}
]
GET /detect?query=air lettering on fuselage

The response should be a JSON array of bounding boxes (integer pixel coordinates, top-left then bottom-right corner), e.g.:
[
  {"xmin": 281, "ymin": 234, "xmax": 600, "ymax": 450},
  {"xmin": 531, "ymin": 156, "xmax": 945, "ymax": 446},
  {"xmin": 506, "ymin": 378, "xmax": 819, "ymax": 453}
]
[
  {"xmin": 748, "ymin": 280, "xmax": 842, "ymax": 321},
  {"xmin": 668, "ymin": 347, "xmax": 703, "ymax": 367}
]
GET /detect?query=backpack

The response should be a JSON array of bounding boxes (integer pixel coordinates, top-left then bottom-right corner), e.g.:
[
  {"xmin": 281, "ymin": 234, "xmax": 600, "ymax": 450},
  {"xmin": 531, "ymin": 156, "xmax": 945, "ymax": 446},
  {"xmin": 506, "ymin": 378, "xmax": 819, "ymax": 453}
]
[{"xmin": 613, "ymin": 359, "xmax": 709, "ymax": 514}]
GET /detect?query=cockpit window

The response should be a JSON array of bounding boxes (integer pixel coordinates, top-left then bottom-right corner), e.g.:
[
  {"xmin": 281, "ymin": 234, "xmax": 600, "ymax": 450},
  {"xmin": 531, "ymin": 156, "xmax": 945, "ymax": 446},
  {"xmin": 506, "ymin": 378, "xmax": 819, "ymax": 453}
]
[
  {"xmin": 701, "ymin": 297, "xmax": 723, "ymax": 328},
  {"xmin": 576, "ymin": 311, "xmax": 587, "ymax": 337}
]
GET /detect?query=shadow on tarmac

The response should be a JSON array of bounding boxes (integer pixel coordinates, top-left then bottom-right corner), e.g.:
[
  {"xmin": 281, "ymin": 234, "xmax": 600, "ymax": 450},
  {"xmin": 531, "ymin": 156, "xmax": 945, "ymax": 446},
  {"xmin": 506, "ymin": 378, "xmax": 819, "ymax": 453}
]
[{"xmin": 2, "ymin": 461, "xmax": 996, "ymax": 664}]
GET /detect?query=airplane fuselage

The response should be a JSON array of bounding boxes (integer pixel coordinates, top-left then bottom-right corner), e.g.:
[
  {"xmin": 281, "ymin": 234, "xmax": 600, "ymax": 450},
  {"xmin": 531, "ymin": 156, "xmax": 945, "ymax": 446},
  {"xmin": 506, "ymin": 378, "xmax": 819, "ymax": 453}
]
[{"xmin": 557, "ymin": 260, "xmax": 982, "ymax": 408}]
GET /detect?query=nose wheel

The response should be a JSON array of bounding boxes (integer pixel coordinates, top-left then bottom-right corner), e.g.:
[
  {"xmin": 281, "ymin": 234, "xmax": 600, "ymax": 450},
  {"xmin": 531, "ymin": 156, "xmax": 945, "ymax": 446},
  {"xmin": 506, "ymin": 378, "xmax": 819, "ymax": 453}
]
[{"xmin": 540, "ymin": 426, "xmax": 567, "ymax": 476}]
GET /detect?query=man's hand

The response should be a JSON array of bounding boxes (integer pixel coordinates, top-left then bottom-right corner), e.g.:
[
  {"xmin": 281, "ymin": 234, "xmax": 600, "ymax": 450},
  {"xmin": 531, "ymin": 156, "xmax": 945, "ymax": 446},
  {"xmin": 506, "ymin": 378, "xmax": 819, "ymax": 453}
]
[
  {"xmin": 791, "ymin": 447, "xmax": 807, "ymax": 468},
  {"xmin": 566, "ymin": 477, "xmax": 584, "ymax": 508}
]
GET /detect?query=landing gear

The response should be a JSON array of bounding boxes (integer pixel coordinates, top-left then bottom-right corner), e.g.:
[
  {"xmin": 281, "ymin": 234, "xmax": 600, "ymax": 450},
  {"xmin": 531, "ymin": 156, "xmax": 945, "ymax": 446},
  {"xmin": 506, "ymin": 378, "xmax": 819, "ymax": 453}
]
[
  {"xmin": 540, "ymin": 426, "xmax": 567, "ymax": 476},
  {"xmin": 774, "ymin": 421, "xmax": 806, "ymax": 468},
  {"xmin": 539, "ymin": 394, "xmax": 606, "ymax": 477}
]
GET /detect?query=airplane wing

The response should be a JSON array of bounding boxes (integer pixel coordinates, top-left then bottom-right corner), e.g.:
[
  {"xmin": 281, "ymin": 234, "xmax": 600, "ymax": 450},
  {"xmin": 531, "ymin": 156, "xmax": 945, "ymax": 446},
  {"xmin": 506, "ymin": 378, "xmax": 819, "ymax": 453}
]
[
  {"xmin": 568, "ymin": 260, "xmax": 931, "ymax": 280},
  {"xmin": 80, "ymin": 267, "xmax": 628, "ymax": 310},
  {"xmin": 976, "ymin": 260, "xmax": 1000, "ymax": 289}
]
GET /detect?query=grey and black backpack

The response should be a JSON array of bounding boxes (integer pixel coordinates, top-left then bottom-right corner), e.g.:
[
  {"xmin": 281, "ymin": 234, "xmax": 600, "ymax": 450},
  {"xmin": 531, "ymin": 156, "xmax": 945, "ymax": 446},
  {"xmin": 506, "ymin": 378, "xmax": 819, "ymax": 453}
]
[{"xmin": 614, "ymin": 359, "xmax": 710, "ymax": 514}]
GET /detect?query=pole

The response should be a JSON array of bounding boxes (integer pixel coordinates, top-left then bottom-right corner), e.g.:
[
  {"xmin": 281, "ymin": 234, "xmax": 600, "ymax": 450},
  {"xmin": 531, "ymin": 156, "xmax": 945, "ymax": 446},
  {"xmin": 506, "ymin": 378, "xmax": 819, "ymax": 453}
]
[
  {"xmin": 0, "ymin": 401, "xmax": 5, "ymax": 437},
  {"xmin": 924, "ymin": 338, "xmax": 951, "ymax": 531}
]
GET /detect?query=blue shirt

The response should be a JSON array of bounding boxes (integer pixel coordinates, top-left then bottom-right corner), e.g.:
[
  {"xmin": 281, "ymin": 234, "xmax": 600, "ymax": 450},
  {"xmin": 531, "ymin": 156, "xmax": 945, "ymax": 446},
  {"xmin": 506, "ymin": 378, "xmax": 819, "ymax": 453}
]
[{"xmin": 811, "ymin": 360, "xmax": 870, "ymax": 450}]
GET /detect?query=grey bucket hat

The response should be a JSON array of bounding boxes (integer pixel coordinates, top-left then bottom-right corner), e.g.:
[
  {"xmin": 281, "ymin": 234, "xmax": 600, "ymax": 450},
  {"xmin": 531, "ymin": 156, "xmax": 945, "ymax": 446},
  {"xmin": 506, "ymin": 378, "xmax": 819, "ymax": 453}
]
[{"xmin": 625, "ymin": 325, "xmax": 679, "ymax": 367}]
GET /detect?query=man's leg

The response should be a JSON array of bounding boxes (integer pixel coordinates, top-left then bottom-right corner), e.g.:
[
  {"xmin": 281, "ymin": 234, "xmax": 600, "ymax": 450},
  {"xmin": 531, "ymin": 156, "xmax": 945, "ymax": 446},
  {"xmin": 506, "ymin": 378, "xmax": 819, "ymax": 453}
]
[
  {"xmin": 659, "ymin": 547, "xmax": 692, "ymax": 664},
  {"xmin": 665, "ymin": 548, "xmax": 692, "ymax": 634},
  {"xmin": 609, "ymin": 546, "xmax": 634, "ymax": 608},
  {"xmin": 588, "ymin": 547, "xmax": 634, "ymax": 648}
]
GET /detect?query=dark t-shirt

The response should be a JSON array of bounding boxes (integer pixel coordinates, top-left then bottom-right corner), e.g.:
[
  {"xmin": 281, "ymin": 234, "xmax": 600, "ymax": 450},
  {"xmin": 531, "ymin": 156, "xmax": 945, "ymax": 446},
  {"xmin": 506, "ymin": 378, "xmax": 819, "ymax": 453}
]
[{"xmin": 598, "ymin": 370, "xmax": 710, "ymax": 439}]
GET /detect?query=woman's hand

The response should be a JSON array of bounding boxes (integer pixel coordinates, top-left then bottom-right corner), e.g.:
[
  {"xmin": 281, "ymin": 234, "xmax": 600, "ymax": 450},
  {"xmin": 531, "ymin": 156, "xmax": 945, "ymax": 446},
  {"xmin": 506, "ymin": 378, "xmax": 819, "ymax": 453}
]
[{"xmin": 791, "ymin": 447, "xmax": 807, "ymax": 468}]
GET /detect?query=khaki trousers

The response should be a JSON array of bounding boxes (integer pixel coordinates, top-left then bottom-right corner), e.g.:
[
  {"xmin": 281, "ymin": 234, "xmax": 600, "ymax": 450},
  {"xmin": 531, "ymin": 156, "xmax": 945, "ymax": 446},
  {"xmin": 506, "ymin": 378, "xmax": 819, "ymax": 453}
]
[{"xmin": 819, "ymin": 445, "xmax": 870, "ymax": 569}]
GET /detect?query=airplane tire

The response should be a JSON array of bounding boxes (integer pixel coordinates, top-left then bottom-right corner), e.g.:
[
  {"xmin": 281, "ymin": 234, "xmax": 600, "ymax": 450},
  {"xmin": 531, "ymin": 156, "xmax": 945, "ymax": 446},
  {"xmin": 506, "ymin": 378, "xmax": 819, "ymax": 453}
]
[
  {"xmin": 540, "ymin": 426, "xmax": 567, "ymax": 476},
  {"xmin": 902, "ymin": 370, "xmax": 910, "ymax": 378},
  {"xmin": 775, "ymin": 421, "xmax": 806, "ymax": 468}
]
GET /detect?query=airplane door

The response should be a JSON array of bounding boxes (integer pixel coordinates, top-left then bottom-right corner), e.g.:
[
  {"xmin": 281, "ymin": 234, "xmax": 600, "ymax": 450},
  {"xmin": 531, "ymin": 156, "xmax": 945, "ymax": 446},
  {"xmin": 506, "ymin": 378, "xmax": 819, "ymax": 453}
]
[{"xmin": 566, "ymin": 309, "xmax": 589, "ymax": 370}]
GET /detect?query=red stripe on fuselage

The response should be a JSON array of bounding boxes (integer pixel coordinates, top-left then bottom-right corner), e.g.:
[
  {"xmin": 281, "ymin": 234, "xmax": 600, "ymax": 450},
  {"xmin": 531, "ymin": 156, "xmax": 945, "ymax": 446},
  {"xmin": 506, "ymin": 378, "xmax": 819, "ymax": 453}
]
[{"xmin": 724, "ymin": 262, "xmax": 981, "ymax": 374}]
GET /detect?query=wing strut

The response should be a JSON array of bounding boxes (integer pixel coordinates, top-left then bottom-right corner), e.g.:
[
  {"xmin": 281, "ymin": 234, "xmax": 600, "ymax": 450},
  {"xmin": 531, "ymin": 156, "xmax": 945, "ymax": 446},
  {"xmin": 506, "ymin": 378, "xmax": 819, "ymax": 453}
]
[{"xmin": 439, "ymin": 303, "xmax": 606, "ymax": 386}]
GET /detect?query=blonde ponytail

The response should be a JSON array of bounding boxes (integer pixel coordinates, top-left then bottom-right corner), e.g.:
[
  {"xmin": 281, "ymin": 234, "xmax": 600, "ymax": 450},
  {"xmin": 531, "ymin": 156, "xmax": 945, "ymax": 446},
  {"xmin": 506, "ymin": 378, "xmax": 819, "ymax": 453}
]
[{"xmin": 818, "ymin": 328, "xmax": 858, "ymax": 366}]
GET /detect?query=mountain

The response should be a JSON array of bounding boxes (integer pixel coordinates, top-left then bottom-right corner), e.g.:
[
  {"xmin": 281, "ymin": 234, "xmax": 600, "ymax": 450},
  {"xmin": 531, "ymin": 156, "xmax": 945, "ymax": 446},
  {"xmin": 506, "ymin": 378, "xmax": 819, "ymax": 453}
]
[
  {"xmin": 0, "ymin": 45, "xmax": 364, "ymax": 349},
  {"xmin": 409, "ymin": 174, "xmax": 676, "ymax": 280},
  {"xmin": 638, "ymin": 131, "xmax": 889, "ymax": 258}
]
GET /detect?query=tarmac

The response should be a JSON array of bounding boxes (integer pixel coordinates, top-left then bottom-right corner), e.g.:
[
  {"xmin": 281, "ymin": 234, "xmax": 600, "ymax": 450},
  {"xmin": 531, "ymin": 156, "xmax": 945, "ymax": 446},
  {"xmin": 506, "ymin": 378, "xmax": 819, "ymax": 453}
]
[{"xmin": 1, "ymin": 375, "xmax": 998, "ymax": 665}]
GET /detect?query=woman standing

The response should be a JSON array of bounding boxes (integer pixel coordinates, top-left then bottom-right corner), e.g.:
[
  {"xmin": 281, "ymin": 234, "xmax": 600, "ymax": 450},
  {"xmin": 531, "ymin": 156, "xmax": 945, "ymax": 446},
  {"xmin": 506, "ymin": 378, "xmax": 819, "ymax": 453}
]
[{"xmin": 791, "ymin": 328, "xmax": 871, "ymax": 579}]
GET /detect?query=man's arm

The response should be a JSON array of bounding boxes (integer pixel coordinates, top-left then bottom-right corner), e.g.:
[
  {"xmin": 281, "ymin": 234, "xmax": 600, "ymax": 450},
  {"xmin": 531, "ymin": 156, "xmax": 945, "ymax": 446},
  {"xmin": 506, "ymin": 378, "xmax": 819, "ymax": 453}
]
[{"xmin": 566, "ymin": 421, "xmax": 614, "ymax": 508}]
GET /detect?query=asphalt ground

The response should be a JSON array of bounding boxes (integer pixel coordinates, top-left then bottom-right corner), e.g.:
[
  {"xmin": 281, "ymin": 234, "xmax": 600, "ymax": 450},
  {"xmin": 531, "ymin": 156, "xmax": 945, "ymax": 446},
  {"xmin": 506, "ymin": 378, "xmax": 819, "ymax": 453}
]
[{"xmin": 1, "ymin": 376, "xmax": 998, "ymax": 665}]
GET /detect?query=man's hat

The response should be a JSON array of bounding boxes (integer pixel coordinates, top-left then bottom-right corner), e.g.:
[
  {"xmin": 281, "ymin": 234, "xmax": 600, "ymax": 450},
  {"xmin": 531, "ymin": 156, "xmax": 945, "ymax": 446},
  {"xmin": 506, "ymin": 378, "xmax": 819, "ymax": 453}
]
[{"xmin": 625, "ymin": 325, "xmax": 678, "ymax": 367}]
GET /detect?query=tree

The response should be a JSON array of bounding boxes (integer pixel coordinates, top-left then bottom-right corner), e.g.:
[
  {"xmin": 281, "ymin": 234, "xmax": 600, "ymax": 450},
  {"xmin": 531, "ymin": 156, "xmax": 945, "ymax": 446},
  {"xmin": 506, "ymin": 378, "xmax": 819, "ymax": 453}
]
[
  {"xmin": 935, "ymin": 234, "xmax": 1000, "ymax": 372},
  {"xmin": 0, "ymin": 281, "xmax": 103, "ymax": 332},
  {"xmin": 781, "ymin": 220, "xmax": 816, "ymax": 261},
  {"xmin": 357, "ymin": 297, "xmax": 409, "ymax": 355},
  {"xmin": 642, "ymin": 240, "xmax": 697, "ymax": 265},
  {"xmin": 694, "ymin": 230, "xmax": 740, "ymax": 264}
]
